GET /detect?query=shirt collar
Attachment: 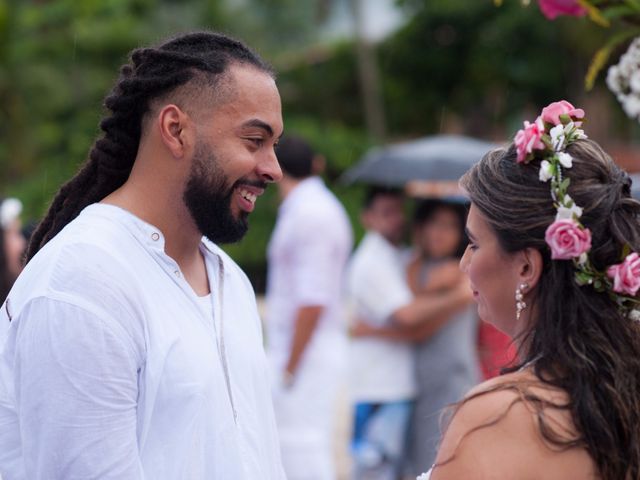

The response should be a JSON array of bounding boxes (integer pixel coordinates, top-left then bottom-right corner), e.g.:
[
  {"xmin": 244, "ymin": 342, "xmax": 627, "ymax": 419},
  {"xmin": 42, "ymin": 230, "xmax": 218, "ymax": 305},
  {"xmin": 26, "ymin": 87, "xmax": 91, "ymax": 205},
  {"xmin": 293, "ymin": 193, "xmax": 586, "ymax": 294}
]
[{"xmin": 82, "ymin": 203, "xmax": 225, "ymax": 264}]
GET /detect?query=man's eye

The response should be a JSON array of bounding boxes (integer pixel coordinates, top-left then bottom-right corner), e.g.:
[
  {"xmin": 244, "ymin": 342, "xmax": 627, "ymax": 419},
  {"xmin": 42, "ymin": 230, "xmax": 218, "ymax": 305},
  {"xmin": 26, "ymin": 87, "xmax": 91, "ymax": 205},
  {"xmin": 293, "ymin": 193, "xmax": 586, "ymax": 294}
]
[{"xmin": 247, "ymin": 138, "xmax": 264, "ymax": 147}]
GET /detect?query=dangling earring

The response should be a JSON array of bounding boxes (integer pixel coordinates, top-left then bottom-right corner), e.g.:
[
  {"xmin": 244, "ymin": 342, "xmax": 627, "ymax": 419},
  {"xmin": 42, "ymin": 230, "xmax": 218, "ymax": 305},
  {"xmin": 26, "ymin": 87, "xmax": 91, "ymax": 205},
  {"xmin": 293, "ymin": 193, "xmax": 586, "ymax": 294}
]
[{"xmin": 515, "ymin": 283, "xmax": 529, "ymax": 321}]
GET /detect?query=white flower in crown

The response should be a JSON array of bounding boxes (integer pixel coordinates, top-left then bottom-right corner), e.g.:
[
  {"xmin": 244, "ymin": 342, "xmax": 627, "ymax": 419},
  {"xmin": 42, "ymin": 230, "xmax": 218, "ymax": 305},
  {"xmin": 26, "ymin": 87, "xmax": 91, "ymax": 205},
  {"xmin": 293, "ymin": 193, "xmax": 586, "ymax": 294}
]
[
  {"xmin": 556, "ymin": 195, "xmax": 583, "ymax": 221},
  {"xmin": 539, "ymin": 160, "xmax": 553, "ymax": 182},
  {"xmin": 575, "ymin": 128, "xmax": 588, "ymax": 140},
  {"xmin": 578, "ymin": 252, "xmax": 588, "ymax": 265},
  {"xmin": 550, "ymin": 123, "xmax": 566, "ymax": 151},
  {"xmin": 563, "ymin": 121, "xmax": 575, "ymax": 134},
  {"xmin": 557, "ymin": 152, "xmax": 573, "ymax": 168},
  {"xmin": 556, "ymin": 204, "xmax": 583, "ymax": 222},
  {"xmin": 629, "ymin": 309, "xmax": 640, "ymax": 322}
]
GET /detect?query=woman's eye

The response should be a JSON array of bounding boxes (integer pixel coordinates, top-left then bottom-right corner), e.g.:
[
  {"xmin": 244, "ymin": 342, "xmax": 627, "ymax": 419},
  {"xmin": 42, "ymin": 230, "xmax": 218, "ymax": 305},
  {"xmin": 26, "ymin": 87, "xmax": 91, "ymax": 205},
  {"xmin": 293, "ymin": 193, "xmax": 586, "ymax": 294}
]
[{"xmin": 468, "ymin": 243, "xmax": 478, "ymax": 251}]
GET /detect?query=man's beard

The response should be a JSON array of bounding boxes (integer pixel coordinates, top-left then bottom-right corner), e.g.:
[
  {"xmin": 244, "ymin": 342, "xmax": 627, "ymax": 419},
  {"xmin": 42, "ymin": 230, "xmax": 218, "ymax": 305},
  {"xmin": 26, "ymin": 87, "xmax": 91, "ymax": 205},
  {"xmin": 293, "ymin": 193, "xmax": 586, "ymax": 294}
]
[{"xmin": 183, "ymin": 141, "xmax": 251, "ymax": 245}]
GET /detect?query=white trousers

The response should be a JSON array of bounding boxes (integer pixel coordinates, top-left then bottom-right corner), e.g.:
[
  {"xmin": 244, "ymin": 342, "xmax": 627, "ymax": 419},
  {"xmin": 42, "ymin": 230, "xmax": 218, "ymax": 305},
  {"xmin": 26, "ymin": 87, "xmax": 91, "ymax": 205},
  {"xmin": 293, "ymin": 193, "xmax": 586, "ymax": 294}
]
[{"xmin": 270, "ymin": 346, "xmax": 344, "ymax": 480}]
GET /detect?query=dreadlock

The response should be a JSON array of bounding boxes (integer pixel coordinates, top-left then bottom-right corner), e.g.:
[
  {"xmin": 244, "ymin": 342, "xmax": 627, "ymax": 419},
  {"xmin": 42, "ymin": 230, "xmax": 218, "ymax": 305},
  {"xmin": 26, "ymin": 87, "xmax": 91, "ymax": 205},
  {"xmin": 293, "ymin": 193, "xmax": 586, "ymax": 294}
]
[{"xmin": 25, "ymin": 31, "xmax": 273, "ymax": 263}]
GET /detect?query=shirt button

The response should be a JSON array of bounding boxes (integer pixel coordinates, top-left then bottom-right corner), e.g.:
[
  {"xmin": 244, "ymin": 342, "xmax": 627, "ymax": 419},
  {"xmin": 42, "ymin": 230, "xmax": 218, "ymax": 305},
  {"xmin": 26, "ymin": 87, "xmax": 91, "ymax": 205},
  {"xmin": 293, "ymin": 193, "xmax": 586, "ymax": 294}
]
[
  {"xmin": 174, "ymin": 270, "xmax": 181, "ymax": 277},
  {"xmin": 151, "ymin": 232, "xmax": 160, "ymax": 241}
]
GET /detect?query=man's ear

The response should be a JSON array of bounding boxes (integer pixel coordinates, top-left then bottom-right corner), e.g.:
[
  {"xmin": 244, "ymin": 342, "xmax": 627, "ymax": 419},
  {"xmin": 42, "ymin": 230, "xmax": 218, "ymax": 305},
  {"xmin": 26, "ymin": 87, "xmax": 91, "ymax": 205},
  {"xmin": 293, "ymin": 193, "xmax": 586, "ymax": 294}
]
[
  {"xmin": 157, "ymin": 104, "xmax": 193, "ymax": 159},
  {"xmin": 517, "ymin": 247, "xmax": 543, "ymax": 291}
]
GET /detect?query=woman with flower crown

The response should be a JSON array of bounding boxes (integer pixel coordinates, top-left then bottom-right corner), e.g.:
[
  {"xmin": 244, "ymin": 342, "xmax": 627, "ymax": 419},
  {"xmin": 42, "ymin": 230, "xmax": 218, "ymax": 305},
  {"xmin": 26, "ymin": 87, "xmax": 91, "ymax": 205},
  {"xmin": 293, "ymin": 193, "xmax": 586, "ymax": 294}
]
[{"xmin": 418, "ymin": 101, "xmax": 640, "ymax": 480}]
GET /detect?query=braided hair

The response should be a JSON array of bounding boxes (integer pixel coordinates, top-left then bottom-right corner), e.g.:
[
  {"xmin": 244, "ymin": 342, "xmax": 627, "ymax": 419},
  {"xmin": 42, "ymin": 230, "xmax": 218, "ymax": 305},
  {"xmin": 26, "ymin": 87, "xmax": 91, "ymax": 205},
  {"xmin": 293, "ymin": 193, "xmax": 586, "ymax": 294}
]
[{"xmin": 25, "ymin": 31, "xmax": 273, "ymax": 263}]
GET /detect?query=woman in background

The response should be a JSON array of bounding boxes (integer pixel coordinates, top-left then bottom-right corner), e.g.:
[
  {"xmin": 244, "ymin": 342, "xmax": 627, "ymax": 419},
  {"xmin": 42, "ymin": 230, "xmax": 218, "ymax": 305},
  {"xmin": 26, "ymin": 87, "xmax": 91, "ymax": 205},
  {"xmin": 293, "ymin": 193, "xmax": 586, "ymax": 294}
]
[{"xmin": 407, "ymin": 199, "xmax": 481, "ymax": 475}]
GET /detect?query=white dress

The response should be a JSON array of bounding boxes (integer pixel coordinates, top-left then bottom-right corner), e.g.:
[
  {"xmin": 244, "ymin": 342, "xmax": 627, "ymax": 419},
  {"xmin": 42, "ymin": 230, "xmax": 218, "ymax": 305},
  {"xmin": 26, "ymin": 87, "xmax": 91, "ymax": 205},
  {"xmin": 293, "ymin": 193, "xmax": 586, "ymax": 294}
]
[{"xmin": 417, "ymin": 470, "xmax": 432, "ymax": 479}]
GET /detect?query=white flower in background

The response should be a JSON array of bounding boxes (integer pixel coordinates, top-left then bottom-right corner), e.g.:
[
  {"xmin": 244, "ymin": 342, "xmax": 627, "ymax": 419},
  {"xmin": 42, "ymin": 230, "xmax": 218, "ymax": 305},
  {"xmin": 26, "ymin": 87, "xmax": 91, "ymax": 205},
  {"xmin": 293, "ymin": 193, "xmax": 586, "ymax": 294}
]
[
  {"xmin": 607, "ymin": 65, "xmax": 621, "ymax": 92},
  {"xmin": 623, "ymin": 94, "xmax": 640, "ymax": 118},
  {"xmin": 539, "ymin": 160, "xmax": 553, "ymax": 182},
  {"xmin": 557, "ymin": 151, "xmax": 573, "ymax": 168},
  {"xmin": 629, "ymin": 309, "xmax": 640, "ymax": 322},
  {"xmin": 607, "ymin": 37, "xmax": 640, "ymax": 122},
  {"xmin": 630, "ymin": 70, "xmax": 640, "ymax": 93}
]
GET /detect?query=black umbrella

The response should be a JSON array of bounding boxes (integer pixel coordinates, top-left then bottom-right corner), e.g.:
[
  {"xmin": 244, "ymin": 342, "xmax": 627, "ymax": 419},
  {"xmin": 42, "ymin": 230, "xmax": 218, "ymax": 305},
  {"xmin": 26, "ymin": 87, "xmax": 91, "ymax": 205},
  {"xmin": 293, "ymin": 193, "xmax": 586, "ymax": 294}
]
[{"xmin": 341, "ymin": 134, "xmax": 500, "ymax": 187}]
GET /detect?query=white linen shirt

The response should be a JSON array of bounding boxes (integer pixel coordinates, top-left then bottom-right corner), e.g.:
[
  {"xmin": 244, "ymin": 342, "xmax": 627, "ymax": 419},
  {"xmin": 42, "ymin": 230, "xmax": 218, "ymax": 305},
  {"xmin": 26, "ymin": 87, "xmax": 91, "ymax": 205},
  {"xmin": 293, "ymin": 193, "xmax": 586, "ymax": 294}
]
[
  {"xmin": 0, "ymin": 204, "xmax": 286, "ymax": 480},
  {"xmin": 266, "ymin": 176, "xmax": 353, "ymax": 369},
  {"xmin": 347, "ymin": 231, "xmax": 417, "ymax": 402}
]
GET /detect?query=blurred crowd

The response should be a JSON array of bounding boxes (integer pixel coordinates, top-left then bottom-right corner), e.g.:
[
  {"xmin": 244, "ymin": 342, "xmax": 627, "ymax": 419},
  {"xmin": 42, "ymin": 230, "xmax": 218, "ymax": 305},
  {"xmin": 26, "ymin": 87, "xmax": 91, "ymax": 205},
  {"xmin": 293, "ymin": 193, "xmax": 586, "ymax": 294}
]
[{"xmin": 262, "ymin": 135, "xmax": 515, "ymax": 480}]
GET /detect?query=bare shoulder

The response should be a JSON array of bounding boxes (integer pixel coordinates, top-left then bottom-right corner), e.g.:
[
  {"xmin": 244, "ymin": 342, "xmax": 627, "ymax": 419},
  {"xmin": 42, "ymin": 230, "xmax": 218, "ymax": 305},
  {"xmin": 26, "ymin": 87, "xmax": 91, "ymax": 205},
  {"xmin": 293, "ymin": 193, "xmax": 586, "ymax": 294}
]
[{"xmin": 430, "ymin": 371, "xmax": 598, "ymax": 480}]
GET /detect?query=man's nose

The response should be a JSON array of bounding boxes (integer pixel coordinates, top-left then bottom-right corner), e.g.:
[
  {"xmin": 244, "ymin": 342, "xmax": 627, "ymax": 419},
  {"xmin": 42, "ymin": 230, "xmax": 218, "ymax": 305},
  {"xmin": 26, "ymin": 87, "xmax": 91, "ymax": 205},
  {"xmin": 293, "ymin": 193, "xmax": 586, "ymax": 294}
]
[{"xmin": 259, "ymin": 148, "xmax": 283, "ymax": 183}]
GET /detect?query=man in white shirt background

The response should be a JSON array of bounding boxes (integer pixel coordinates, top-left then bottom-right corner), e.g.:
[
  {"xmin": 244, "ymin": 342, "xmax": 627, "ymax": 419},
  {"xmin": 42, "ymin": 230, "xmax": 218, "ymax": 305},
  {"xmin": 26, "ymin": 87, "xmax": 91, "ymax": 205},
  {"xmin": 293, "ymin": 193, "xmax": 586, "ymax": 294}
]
[
  {"xmin": 266, "ymin": 135, "xmax": 353, "ymax": 480},
  {"xmin": 347, "ymin": 187, "xmax": 471, "ymax": 480},
  {"xmin": 0, "ymin": 31, "xmax": 286, "ymax": 479}
]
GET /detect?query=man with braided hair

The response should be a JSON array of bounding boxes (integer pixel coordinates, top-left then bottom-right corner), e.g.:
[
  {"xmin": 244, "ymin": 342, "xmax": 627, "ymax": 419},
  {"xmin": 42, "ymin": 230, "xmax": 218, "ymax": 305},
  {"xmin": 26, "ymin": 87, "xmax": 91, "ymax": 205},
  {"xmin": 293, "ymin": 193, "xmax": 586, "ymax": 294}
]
[{"xmin": 0, "ymin": 32, "xmax": 286, "ymax": 479}]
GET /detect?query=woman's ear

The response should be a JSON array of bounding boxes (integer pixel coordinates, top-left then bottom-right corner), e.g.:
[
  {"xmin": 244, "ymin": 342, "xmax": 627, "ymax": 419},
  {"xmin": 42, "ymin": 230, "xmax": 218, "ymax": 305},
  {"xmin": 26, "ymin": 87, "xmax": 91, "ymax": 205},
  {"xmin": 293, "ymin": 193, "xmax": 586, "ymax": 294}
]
[{"xmin": 518, "ymin": 247, "xmax": 543, "ymax": 291}]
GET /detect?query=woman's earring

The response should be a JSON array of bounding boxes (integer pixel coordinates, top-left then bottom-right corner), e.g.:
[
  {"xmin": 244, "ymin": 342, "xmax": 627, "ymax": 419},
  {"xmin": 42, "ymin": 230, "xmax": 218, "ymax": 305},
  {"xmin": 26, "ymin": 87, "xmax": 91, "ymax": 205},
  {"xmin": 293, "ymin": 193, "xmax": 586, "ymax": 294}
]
[{"xmin": 515, "ymin": 283, "xmax": 529, "ymax": 321}]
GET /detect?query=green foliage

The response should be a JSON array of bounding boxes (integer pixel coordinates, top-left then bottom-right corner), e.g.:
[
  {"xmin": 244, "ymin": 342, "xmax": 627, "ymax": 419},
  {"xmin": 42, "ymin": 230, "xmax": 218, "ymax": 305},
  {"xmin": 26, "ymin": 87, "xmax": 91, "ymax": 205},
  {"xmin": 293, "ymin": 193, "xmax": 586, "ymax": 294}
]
[
  {"xmin": 380, "ymin": 0, "xmax": 603, "ymax": 135},
  {"xmin": 1, "ymin": 0, "xmax": 227, "ymax": 219},
  {"xmin": 277, "ymin": 42, "xmax": 363, "ymax": 128}
]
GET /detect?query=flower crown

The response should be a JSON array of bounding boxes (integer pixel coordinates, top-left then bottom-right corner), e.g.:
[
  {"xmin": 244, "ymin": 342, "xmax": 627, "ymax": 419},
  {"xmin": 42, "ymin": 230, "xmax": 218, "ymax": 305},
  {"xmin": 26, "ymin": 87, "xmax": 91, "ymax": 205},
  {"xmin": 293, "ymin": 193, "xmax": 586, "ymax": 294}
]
[{"xmin": 514, "ymin": 100, "xmax": 640, "ymax": 320}]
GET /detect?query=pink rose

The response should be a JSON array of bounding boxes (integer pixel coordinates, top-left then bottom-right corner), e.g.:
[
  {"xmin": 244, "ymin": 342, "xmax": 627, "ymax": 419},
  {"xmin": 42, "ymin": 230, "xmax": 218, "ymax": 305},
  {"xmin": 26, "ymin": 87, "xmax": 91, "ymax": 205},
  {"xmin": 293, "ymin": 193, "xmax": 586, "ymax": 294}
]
[
  {"xmin": 540, "ymin": 100, "xmax": 585, "ymax": 126},
  {"xmin": 607, "ymin": 252, "xmax": 640, "ymax": 296},
  {"xmin": 514, "ymin": 117, "xmax": 545, "ymax": 163},
  {"xmin": 545, "ymin": 219, "xmax": 592, "ymax": 260},
  {"xmin": 537, "ymin": 0, "xmax": 587, "ymax": 20}
]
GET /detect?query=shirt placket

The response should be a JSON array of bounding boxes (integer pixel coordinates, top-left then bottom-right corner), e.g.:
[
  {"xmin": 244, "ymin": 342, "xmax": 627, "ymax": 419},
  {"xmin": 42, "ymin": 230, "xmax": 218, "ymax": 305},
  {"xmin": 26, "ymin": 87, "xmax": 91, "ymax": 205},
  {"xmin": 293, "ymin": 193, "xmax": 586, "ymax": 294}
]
[{"xmin": 147, "ymin": 230, "xmax": 239, "ymax": 426}]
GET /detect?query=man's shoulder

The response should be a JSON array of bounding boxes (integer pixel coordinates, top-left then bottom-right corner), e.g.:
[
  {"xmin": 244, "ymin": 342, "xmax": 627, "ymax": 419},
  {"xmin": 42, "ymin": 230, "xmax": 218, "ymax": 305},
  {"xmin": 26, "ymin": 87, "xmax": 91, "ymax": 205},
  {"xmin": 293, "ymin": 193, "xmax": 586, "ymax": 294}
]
[
  {"xmin": 289, "ymin": 180, "xmax": 348, "ymax": 219},
  {"xmin": 14, "ymin": 212, "xmax": 142, "ymax": 303}
]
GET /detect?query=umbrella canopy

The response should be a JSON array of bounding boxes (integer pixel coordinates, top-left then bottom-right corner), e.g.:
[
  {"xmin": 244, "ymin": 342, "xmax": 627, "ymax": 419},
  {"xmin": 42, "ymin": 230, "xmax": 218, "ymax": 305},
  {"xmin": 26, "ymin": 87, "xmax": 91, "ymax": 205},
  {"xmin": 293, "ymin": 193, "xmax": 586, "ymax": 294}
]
[{"xmin": 342, "ymin": 134, "xmax": 500, "ymax": 187}]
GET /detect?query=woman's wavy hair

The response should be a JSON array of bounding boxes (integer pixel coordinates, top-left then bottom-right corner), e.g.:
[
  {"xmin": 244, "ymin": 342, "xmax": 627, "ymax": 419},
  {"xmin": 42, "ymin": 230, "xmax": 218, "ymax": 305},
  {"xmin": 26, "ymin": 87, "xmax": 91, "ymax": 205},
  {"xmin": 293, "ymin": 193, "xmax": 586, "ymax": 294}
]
[
  {"xmin": 459, "ymin": 138, "xmax": 640, "ymax": 479},
  {"xmin": 25, "ymin": 31, "xmax": 272, "ymax": 263}
]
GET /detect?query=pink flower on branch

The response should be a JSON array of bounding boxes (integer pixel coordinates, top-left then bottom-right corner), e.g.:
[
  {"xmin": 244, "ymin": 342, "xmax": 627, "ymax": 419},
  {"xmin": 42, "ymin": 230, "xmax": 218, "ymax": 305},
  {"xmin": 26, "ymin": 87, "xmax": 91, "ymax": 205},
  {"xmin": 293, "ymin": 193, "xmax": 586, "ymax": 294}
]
[
  {"xmin": 545, "ymin": 219, "xmax": 592, "ymax": 260},
  {"xmin": 514, "ymin": 117, "xmax": 545, "ymax": 163},
  {"xmin": 607, "ymin": 252, "xmax": 640, "ymax": 296},
  {"xmin": 540, "ymin": 100, "xmax": 585, "ymax": 126},
  {"xmin": 537, "ymin": 0, "xmax": 587, "ymax": 20}
]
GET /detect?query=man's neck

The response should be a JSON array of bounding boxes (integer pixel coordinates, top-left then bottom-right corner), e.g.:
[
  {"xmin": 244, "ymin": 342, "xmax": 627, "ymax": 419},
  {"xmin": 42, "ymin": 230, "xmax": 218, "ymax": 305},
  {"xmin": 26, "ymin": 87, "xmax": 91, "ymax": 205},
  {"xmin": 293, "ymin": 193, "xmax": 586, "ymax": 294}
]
[{"xmin": 102, "ymin": 183, "xmax": 203, "ymax": 268}]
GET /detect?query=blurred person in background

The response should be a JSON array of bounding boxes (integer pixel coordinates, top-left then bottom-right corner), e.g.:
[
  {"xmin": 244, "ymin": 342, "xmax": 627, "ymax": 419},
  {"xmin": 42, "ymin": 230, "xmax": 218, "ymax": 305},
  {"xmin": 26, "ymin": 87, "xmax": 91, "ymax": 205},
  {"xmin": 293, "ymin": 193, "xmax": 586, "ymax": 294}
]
[
  {"xmin": 347, "ymin": 187, "xmax": 471, "ymax": 480},
  {"xmin": 405, "ymin": 199, "xmax": 479, "ymax": 474},
  {"xmin": 0, "ymin": 198, "xmax": 26, "ymax": 303},
  {"xmin": 266, "ymin": 135, "xmax": 353, "ymax": 480}
]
